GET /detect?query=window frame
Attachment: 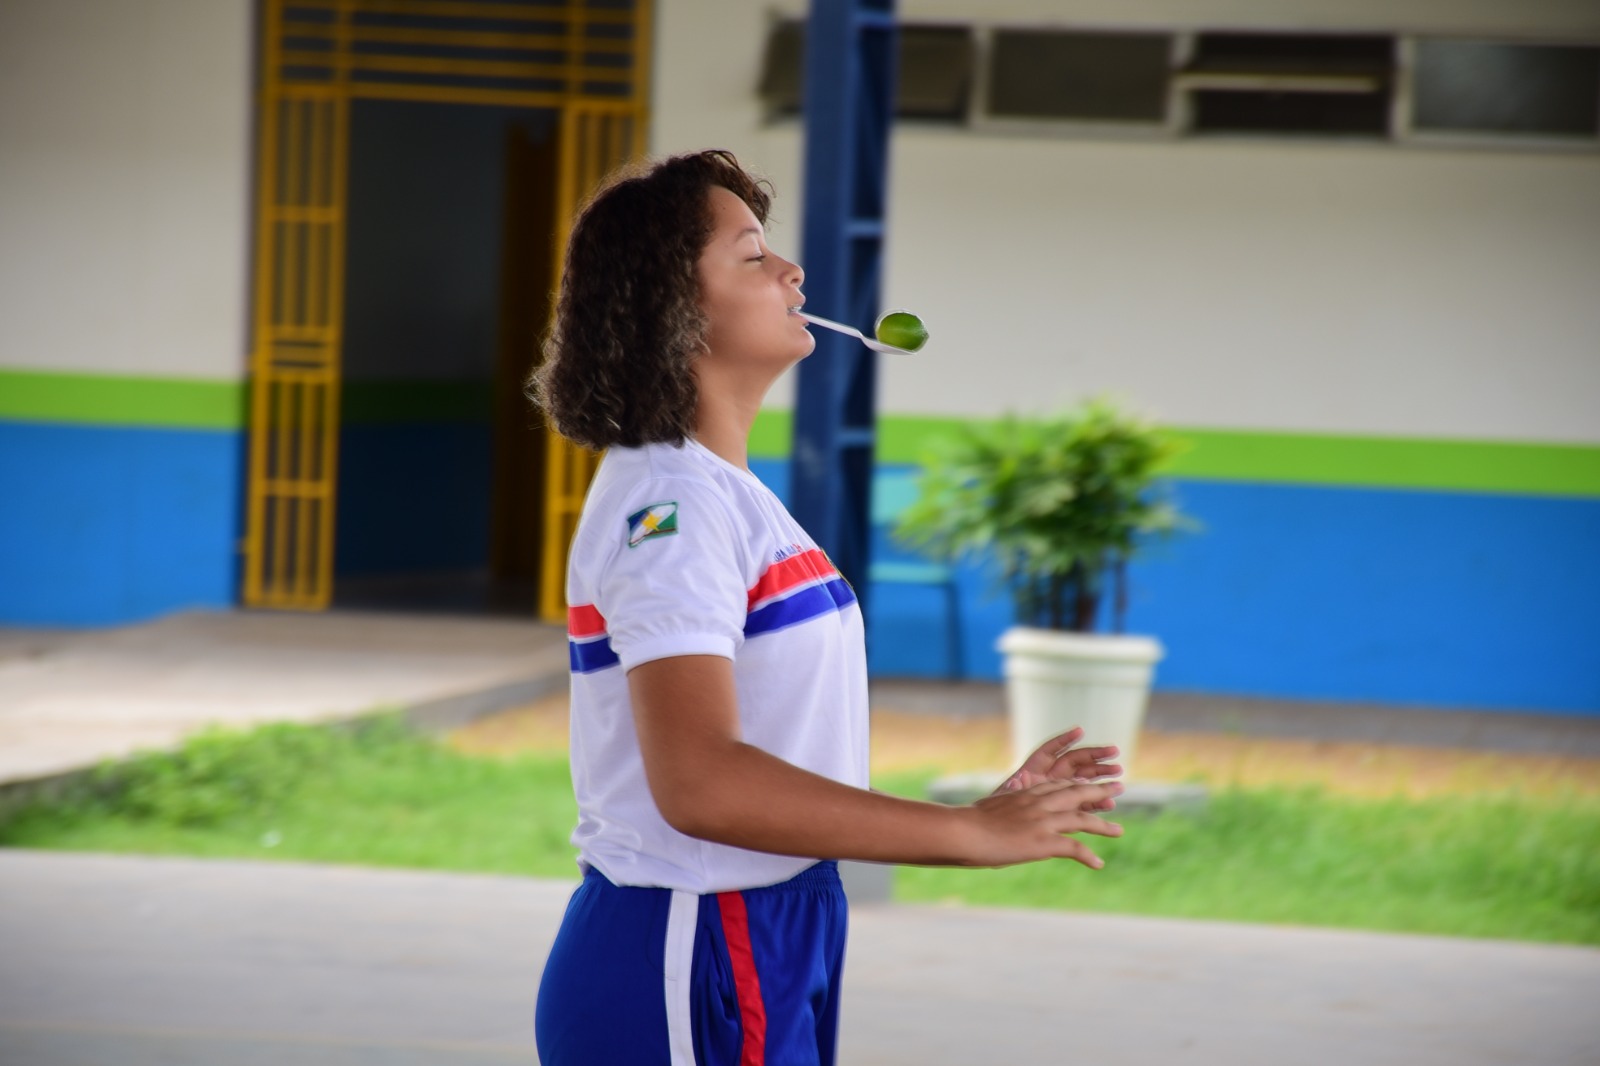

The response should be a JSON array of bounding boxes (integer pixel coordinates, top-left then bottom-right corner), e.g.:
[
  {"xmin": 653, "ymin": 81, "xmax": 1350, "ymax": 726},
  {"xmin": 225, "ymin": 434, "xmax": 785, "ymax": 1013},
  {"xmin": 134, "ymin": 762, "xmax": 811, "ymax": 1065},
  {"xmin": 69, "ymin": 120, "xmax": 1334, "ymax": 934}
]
[
  {"xmin": 970, "ymin": 24, "xmax": 1181, "ymax": 137},
  {"xmin": 753, "ymin": 15, "xmax": 1600, "ymax": 154},
  {"xmin": 1393, "ymin": 34, "xmax": 1600, "ymax": 152}
]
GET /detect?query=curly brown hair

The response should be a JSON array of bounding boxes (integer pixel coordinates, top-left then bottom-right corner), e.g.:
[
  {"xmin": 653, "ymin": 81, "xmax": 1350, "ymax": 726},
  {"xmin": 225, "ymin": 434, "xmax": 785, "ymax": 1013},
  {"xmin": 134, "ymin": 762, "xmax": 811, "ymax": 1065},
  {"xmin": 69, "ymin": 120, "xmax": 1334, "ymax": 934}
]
[{"xmin": 528, "ymin": 149, "xmax": 774, "ymax": 451}]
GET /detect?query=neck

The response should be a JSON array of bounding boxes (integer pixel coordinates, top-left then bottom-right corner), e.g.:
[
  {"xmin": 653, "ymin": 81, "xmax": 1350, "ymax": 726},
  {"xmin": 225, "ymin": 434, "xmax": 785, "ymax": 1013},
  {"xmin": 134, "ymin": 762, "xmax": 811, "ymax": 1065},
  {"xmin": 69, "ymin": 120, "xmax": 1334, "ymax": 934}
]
[
  {"xmin": 692, "ymin": 386, "xmax": 760, "ymax": 471},
  {"xmin": 692, "ymin": 355, "xmax": 792, "ymax": 470}
]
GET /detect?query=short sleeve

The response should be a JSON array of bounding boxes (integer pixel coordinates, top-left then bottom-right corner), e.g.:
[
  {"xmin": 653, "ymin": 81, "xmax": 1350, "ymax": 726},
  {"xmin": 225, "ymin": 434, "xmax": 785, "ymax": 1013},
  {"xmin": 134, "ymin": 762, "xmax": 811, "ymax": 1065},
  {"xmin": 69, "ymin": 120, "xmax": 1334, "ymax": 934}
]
[{"xmin": 592, "ymin": 477, "xmax": 751, "ymax": 671}]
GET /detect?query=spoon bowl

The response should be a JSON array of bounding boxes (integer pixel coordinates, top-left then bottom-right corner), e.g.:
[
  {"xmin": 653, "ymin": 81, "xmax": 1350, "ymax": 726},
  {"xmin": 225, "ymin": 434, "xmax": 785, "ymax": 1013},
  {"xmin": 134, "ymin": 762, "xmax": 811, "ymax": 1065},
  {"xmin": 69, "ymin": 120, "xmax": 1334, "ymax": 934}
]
[{"xmin": 797, "ymin": 311, "xmax": 926, "ymax": 355}]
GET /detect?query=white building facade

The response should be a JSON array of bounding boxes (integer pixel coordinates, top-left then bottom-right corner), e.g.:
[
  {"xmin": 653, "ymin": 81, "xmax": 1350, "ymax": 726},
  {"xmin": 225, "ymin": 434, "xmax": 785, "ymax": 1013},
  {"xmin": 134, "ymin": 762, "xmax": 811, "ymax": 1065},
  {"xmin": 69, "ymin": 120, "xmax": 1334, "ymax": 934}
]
[{"xmin": 2, "ymin": 0, "xmax": 1596, "ymax": 714}]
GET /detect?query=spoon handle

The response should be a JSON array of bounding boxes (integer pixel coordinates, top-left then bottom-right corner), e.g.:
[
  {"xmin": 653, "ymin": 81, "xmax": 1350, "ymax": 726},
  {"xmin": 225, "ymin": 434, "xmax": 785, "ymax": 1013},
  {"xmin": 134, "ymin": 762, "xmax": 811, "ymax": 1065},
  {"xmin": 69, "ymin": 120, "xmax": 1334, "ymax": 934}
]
[{"xmin": 795, "ymin": 311, "xmax": 865, "ymax": 341}]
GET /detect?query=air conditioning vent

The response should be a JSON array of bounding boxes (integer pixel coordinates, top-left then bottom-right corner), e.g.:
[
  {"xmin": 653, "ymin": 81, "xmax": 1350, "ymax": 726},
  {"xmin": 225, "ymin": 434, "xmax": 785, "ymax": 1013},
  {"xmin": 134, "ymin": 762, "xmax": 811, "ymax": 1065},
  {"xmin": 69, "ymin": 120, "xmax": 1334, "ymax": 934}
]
[
  {"xmin": 985, "ymin": 30, "xmax": 1171, "ymax": 123},
  {"xmin": 1412, "ymin": 40, "xmax": 1600, "ymax": 138},
  {"xmin": 760, "ymin": 20, "xmax": 974, "ymax": 123},
  {"xmin": 1180, "ymin": 33, "xmax": 1394, "ymax": 136}
]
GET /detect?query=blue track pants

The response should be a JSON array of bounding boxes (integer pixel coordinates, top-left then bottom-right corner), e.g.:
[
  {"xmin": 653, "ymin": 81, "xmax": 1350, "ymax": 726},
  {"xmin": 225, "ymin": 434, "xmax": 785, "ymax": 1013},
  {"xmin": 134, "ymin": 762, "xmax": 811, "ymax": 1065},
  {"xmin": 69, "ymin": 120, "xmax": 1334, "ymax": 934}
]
[{"xmin": 535, "ymin": 861, "xmax": 848, "ymax": 1065}]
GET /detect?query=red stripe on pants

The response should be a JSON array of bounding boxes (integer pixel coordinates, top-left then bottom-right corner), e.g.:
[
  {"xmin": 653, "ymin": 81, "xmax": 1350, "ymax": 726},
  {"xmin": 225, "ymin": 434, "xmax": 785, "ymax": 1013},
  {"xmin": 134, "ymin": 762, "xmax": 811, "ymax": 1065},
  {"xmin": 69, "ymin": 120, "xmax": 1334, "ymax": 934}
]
[{"xmin": 716, "ymin": 891, "xmax": 767, "ymax": 1066}]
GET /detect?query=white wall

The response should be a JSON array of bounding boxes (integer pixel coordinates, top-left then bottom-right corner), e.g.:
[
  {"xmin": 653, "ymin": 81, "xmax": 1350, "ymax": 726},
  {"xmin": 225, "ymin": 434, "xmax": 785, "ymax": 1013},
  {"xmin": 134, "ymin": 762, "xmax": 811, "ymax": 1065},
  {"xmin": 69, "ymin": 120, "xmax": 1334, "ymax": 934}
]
[
  {"xmin": 653, "ymin": 0, "xmax": 1600, "ymax": 445},
  {"xmin": 0, "ymin": 0, "xmax": 254, "ymax": 380},
  {"xmin": 875, "ymin": 132, "xmax": 1600, "ymax": 442}
]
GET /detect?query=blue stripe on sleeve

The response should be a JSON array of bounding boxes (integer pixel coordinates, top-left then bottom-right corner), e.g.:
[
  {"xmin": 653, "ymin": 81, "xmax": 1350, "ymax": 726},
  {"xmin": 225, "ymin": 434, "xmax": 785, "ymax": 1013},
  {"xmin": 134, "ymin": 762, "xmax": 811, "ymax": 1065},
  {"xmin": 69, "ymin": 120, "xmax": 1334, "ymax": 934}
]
[{"xmin": 570, "ymin": 638, "xmax": 621, "ymax": 673}]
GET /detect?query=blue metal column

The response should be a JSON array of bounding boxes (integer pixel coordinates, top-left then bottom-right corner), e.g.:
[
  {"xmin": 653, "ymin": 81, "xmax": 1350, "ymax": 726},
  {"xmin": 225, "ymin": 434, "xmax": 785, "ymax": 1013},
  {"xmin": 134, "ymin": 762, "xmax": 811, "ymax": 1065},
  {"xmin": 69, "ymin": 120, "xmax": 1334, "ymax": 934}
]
[{"xmin": 791, "ymin": 0, "xmax": 897, "ymax": 619}]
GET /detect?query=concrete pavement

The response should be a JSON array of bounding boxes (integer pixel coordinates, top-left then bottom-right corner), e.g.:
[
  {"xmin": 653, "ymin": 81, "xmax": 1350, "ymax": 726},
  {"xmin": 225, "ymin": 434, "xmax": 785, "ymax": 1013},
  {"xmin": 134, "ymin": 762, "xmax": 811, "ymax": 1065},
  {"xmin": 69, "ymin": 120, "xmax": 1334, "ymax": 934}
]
[{"xmin": 2, "ymin": 849, "xmax": 1597, "ymax": 1066}]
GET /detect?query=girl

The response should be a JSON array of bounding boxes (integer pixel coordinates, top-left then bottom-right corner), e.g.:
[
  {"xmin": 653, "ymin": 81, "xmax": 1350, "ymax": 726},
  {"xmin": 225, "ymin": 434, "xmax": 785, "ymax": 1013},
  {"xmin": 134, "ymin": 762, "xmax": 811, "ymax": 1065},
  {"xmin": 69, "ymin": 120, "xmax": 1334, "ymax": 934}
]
[{"xmin": 531, "ymin": 149, "xmax": 1122, "ymax": 1066}]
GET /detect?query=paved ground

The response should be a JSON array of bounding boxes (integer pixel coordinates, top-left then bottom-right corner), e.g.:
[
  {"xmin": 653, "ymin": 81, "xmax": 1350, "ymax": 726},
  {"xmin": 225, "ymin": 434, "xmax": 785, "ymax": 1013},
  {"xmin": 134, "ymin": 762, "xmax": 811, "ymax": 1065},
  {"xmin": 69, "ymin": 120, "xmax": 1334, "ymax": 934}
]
[{"xmin": 2, "ymin": 849, "xmax": 1596, "ymax": 1066}]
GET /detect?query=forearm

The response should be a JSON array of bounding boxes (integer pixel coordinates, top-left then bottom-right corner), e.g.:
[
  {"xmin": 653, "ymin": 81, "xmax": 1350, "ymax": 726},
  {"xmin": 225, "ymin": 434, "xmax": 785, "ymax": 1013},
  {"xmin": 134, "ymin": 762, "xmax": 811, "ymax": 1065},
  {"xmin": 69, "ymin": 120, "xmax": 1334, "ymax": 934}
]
[
  {"xmin": 648, "ymin": 736, "xmax": 978, "ymax": 865},
  {"xmin": 628, "ymin": 655, "xmax": 1119, "ymax": 870}
]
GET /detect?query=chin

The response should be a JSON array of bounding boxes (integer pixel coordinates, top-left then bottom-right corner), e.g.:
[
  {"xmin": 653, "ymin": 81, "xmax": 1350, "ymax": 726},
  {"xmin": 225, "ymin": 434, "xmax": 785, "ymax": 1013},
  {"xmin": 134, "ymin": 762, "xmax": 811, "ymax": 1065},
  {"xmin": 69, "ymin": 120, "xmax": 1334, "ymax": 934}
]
[{"xmin": 774, "ymin": 345, "xmax": 813, "ymax": 375}]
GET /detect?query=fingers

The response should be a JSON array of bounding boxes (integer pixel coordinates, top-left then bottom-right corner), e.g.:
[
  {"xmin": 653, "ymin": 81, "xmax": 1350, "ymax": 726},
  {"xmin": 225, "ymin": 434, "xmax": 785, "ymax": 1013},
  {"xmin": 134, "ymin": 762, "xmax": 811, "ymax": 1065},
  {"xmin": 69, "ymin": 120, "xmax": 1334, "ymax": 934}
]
[
  {"xmin": 1035, "ymin": 793, "xmax": 1124, "ymax": 838},
  {"xmin": 997, "ymin": 768, "xmax": 1109, "ymax": 793},
  {"xmin": 1053, "ymin": 744, "xmax": 1121, "ymax": 776},
  {"xmin": 1028, "ymin": 727, "xmax": 1085, "ymax": 760},
  {"xmin": 1060, "ymin": 761, "xmax": 1123, "ymax": 784},
  {"xmin": 1004, "ymin": 784, "xmax": 1124, "ymax": 866},
  {"xmin": 1072, "ymin": 811, "xmax": 1123, "ymax": 838},
  {"xmin": 1015, "ymin": 731, "xmax": 1123, "ymax": 785},
  {"xmin": 1063, "ymin": 743, "xmax": 1120, "ymax": 766},
  {"xmin": 1050, "ymin": 837, "xmax": 1108, "ymax": 870},
  {"xmin": 1018, "ymin": 728, "xmax": 1085, "ymax": 775},
  {"xmin": 997, "ymin": 773, "xmax": 1124, "ymax": 819},
  {"xmin": 963, "ymin": 779, "xmax": 1126, "ymax": 869},
  {"xmin": 1011, "ymin": 778, "xmax": 1125, "ymax": 820}
]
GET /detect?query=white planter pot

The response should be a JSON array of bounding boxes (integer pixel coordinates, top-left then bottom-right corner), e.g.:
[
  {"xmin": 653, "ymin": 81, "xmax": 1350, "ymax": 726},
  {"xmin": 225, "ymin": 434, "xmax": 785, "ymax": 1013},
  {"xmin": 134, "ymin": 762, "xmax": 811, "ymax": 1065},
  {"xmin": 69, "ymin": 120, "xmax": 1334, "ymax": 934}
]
[{"xmin": 998, "ymin": 627, "xmax": 1165, "ymax": 777}]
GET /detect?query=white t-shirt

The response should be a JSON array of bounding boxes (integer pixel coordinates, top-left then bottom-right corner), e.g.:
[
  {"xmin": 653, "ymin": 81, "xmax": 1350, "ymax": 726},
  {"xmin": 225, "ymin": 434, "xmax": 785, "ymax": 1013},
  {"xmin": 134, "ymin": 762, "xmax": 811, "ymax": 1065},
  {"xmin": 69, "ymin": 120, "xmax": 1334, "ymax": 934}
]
[{"xmin": 564, "ymin": 438, "xmax": 871, "ymax": 893}]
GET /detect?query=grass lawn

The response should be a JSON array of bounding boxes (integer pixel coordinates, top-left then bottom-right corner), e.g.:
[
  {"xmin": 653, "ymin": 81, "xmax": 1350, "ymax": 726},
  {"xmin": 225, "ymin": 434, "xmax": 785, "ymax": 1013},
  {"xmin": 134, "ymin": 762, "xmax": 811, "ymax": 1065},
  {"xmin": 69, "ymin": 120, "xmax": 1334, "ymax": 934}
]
[
  {"xmin": 0, "ymin": 716, "xmax": 583, "ymax": 880},
  {"xmin": 877, "ymin": 768, "xmax": 1600, "ymax": 945},
  {"xmin": 3, "ymin": 717, "xmax": 1597, "ymax": 946}
]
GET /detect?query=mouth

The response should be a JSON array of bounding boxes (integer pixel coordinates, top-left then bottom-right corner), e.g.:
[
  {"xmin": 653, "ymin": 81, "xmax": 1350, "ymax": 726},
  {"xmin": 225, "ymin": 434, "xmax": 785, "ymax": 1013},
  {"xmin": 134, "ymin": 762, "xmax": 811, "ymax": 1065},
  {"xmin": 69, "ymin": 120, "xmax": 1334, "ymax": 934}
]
[{"xmin": 787, "ymin": 299, "xmax": 806, "ymax": 315}]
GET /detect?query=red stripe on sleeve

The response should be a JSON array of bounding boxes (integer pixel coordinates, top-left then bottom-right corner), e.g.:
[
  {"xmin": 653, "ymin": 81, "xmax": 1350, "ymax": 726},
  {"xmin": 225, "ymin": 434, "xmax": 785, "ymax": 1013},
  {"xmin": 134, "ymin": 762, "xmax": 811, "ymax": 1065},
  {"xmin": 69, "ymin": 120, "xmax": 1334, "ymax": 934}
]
[
  {"xmin": 746, "ymin": 548, "xmax": 836, "ymax": 611},
  {"xmin": 716, "ymin": 891, "xmax": 767, "ymax": 1066},
  {"xmin": 567, "ymin": 603, "xmax": 606, "ymax": 639}
]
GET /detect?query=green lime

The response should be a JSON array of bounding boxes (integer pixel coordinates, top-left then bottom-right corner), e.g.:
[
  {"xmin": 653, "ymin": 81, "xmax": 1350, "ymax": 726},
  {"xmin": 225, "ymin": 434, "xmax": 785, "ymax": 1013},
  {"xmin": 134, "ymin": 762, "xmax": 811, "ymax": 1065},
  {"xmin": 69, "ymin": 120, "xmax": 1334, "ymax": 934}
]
[{"xmin": 874, "ymin": 310, "xmax": 929, "ymax": 352}]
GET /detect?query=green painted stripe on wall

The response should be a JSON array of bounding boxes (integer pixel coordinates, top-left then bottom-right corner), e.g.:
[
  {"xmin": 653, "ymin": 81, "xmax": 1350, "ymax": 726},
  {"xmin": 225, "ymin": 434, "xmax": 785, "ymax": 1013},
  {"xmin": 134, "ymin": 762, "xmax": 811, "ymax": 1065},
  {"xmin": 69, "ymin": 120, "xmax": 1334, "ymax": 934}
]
[
  {"xmin": 752, "ymin": 410, "xmax": 1600, "ymax": 498},
  {"xmin": 748, "ymin": 408, "xmax": 793, "ymax": 458},
  {"xmin": 6, "ymin": 373, "xmax": 1595, "ymax": 497},
  {"xmin": 0, "ymin": 369, "xmax": 246, "ymax": 430},
  {"xmin": 0, "ymin": 371, "xmax": 498, "ymax": 429},
  {"xmin": 869, "ymin": 413, "xmax": 961, "ymax": 466},
  {"xmin": 1169, "ymin": 429, "xmax": 1600, "ymax": 498}
]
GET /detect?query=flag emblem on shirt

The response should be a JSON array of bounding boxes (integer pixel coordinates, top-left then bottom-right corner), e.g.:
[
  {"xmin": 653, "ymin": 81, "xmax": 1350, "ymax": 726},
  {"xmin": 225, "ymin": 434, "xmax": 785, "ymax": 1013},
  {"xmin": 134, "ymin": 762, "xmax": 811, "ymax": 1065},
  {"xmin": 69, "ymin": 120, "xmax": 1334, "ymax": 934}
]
[{"xmin": 626, "ymin": 501, "xmax": 679, "ymax": 548}]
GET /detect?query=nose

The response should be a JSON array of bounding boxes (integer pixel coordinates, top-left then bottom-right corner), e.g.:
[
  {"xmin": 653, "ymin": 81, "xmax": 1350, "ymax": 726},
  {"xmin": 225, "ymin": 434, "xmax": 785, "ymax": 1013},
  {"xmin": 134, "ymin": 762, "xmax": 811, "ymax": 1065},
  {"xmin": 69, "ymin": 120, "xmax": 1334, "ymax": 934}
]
[{"xmin": 783, "ymin": 256, "xmax": 804, "ymax": 287}]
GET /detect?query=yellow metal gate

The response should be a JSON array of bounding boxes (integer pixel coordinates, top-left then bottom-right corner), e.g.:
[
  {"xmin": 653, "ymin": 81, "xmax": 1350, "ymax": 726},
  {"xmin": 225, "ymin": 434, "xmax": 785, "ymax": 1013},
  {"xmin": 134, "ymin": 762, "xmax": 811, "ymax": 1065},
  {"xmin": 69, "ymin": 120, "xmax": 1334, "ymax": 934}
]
[
  {"xmin": 538, "ymin": 104, "xmax": 642, "ymax": 621},
  {"xmin": 243, "ymin": 0, "xmax": 652, "ymax": 614}
]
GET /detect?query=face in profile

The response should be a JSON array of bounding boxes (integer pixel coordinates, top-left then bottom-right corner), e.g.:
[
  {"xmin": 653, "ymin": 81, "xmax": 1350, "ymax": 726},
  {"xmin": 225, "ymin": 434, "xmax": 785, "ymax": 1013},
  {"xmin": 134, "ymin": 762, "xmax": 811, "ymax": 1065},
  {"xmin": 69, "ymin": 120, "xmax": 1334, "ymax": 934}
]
[{"xmin": 695, "ymin": 186, "xmax": 813, "ymax": 381}]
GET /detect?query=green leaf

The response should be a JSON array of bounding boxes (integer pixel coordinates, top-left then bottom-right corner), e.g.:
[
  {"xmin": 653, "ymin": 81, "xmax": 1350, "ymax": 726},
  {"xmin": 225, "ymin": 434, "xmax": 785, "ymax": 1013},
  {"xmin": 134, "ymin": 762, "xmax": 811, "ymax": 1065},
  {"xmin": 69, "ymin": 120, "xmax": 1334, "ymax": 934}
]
[{"xmin": 891, "ymin": 396, "xmax": 1196, "ymax": 632}]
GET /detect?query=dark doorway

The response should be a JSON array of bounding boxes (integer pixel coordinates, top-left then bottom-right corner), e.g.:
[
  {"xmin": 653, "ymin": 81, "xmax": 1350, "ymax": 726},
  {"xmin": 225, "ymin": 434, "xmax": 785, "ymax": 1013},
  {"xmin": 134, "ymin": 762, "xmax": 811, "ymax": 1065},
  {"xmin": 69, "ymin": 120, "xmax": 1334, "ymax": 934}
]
[{"xmin": 331, "ymin": 100, "xmax": 559, "ymax": 615}]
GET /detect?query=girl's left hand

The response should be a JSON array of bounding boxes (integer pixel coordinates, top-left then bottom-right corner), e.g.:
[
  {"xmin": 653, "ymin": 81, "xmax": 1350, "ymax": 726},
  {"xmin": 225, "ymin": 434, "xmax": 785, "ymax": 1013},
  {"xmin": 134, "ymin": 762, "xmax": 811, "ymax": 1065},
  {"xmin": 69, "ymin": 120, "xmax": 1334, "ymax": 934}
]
[{"xmin": 994, "ymin": 727, "xmax": 1122, "ymax": 806}]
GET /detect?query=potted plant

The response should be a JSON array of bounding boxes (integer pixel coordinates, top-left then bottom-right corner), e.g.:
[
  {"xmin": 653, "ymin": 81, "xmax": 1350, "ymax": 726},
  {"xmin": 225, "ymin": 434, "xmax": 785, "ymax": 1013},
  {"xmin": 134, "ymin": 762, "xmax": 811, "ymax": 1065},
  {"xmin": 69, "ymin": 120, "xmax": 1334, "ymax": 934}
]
[{"xmin": 894, "ymin": 397, "xmax": 1192, "ymax": 777}]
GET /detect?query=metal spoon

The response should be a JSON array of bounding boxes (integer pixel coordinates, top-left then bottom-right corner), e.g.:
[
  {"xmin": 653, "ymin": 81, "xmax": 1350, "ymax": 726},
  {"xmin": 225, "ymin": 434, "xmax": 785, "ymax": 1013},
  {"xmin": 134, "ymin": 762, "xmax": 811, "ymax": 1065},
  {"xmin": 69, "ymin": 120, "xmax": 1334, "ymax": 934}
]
[{"xmin": 797, "ymin": 311, "xmax": 924, "ymax": 355}]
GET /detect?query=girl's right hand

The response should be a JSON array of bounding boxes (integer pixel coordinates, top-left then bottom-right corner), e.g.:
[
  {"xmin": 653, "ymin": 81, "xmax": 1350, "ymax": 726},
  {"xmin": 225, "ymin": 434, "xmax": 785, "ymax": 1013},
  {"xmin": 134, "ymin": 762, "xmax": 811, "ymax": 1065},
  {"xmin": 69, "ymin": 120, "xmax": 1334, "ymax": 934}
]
[{"xmin": 958, "ymin": 779, "xmax": 1124, "ymax": 869}]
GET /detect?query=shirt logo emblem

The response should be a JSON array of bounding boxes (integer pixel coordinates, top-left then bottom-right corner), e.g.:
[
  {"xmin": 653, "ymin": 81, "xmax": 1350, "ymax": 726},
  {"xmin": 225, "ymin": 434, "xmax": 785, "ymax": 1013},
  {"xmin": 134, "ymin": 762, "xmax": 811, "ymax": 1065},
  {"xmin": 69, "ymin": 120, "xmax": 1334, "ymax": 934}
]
[{"xmin": 626, "ymin": 501, "xmax": 679, "ymax": 548}]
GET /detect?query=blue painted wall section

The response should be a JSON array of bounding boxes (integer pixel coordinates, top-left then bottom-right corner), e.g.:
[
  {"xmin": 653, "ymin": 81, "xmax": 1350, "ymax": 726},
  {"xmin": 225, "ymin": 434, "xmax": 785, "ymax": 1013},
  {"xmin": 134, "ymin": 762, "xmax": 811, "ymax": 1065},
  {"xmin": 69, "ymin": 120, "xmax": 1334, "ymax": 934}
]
[
  {"xmin": 1131, "ymin": 480, "xmax": 1600, "ymax": 715},
  {"xmin": 752, "ymin": 459, "xmax": 1600, "ymax": 715},
  {"xmin": 3, "ymin": 426, "xmax": 1591, "ymax": 713},
  {"xmin": 0, "ymin": 422, "xmax": 242, "ymax": 626}
]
